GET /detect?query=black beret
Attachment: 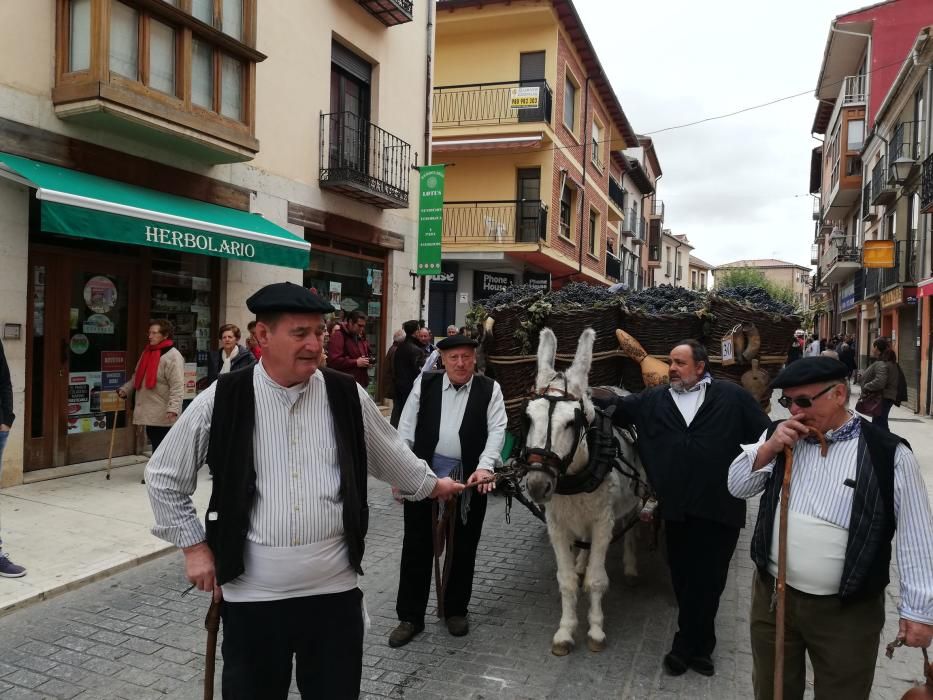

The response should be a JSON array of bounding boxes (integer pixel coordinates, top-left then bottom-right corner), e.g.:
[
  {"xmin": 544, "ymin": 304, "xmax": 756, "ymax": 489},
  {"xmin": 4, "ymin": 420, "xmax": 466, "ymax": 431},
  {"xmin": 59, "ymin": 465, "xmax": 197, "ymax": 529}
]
[
  {"xmin": 246, "ymin": 282, "xmax": 334, "ymax": 315},
  {"xmin": 436, "ymin": 334, "xmax": 479, "ymax": 351},
  {"xmin": 771, "ymin": 357, "xmax": 850, "ymax": 389}
]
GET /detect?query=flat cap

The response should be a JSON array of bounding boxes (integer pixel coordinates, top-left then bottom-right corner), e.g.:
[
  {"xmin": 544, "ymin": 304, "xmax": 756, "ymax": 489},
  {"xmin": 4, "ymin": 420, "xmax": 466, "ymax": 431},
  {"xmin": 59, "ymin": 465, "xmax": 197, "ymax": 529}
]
[
  {"xmin": 246, "ymin": 281, "xmax": 334, "ymax": 315},
  {"xmin": 437, "ymin": 334, "xmax": 478, "ymax": 351},
  {"xmin": 771, "ymin": 357, "xmax": 850, "ymax": 389}
]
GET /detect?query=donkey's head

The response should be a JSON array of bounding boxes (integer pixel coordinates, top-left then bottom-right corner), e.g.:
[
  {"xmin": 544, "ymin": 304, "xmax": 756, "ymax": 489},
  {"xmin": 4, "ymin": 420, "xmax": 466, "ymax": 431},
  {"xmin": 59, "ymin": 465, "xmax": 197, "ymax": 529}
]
[{"xmin": 523, "ymin": 327, "xmax": 596, "ymax": 504}]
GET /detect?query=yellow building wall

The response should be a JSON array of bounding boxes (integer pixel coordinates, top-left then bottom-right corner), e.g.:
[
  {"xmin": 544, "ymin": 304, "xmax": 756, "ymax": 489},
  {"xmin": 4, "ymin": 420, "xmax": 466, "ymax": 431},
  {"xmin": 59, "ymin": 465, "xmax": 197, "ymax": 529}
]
[{"xmin": 443, "ymin": 151, "xmax": 554, "ymax": 204}]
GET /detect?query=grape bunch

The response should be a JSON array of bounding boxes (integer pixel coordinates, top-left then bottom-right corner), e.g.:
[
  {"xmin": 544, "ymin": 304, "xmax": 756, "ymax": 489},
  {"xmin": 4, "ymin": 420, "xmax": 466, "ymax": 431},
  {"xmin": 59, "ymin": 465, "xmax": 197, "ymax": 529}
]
[
  {"xmin": 625, "ymin": 284, "xmax": 705, "ymax": 314},
  {"xmin": 715, "ymin": 286, "xmax": 796, "ymax": 315},
  {"xmin": 479, "ymin": 283, "xmax": 544, "ymax": 310},
  {"xmin": 547, "ymin": 281, "xmax": 624, "ymax": 307}
]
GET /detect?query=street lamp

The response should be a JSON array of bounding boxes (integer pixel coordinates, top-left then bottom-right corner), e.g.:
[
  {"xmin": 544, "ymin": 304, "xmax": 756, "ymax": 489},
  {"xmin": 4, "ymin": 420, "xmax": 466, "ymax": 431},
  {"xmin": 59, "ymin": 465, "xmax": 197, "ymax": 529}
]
[{"xmin": 891, "ymin": 154, "xmax": 917, "ymax": 184}]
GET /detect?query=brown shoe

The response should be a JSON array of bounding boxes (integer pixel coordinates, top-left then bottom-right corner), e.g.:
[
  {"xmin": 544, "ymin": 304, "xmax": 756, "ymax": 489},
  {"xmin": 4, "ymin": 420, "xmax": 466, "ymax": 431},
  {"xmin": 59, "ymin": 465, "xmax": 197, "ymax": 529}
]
[
  {"xmin": 388, "ymin": 621, "xmax": 423, "ymax": 648},
  {"xmin": 446, "ymin": 616, "xmax": 469, "ymax": 637}
]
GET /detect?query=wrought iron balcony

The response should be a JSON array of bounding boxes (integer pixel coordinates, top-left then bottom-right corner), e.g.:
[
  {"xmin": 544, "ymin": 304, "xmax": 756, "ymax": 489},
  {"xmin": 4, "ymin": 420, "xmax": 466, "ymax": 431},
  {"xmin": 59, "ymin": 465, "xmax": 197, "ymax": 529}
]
[
  {"xmin": 888, "ymin": 121, "xmax": 922, "ymax": 171},
  {"xmin": 861, "ymin": 182, "xmax": 872, "ymax": 220},
  {"xmin": 864, "ymin": 267, "xmax": 882, "ymax": 299},
  {"xmin": 433, "ymin": 80, "xmax": 553, "ymax": 128},
  {"xmin": 608, "ymin": 177, "xmax": 625, "ymax": 214},
  {"xmin": 880, "ymin": 239, "xmax": 920, "ymax": 290},
  {"xmin": 649, "ymin": 199, "xmax": 664, "ymax": 218},
  {"xmin": 922, "ymin": 152, "xmax": 933, "ymax": 214},
  {"xmin": 319, "ymin": 112, "xmax": 411, "ymax": 208},
  {"xmin": 632, "ymin": 217, "xmax": 646, "ymax": 244},
  {"xmin": 442, "ymin": 200, "xmax": 547, "ymax": 244},
  {"xmin": 871, "ymin": 156, "xmax": 896, "ymax": 206},
  {"xmin": 605, "ymin": 253, "xmax": 621, "ymax": 282},
  {"xmin": 820, "ymin": 239, "xmax": 860, "ymax": 287},
  {"xmin": 354, "ymin": 0, "xmax": 413, "ymax": 25},
  {"xmin": 620, "ymin": 206, "xmax": 637, "ymax": 236}
]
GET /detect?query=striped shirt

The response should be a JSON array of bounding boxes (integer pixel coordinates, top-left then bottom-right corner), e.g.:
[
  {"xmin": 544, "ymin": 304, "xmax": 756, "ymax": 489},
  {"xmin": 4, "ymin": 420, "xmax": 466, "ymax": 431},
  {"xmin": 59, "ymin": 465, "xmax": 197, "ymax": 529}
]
[
  {"xmin": 728, "ymin": 416, "xmax": 933, "ymax": 624},
  {"xmin": 145, "ymin": 361, "xmax": 438, "ymax": 550}
]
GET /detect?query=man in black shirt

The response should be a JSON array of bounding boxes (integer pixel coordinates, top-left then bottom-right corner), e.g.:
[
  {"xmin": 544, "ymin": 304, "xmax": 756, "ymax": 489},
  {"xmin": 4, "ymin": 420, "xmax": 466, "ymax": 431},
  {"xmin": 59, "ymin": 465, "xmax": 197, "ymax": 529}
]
[{"xmin": 391, "ymin": 320, "xmax": 427, "ymax": 427}]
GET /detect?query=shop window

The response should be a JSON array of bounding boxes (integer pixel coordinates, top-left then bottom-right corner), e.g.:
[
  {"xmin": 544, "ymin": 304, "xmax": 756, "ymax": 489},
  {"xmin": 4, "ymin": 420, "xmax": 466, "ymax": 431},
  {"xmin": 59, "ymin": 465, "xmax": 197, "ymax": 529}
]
[
  {"xmin": 564, "ymin": 73, "xmax": 577, "ymax": 134},
  {"xmin": 588, "ymin": 209, "xmax": 598, "ymax": 256},
  {"xmin": 110, "ymin": 2, "xmax": 139, "ymax": 80},
  {"xmin": 149, "ymin": 19, "xmax": 176, "ymax": 95},
  {"xmin": 69, "ymin": 0, "xmax": 91, "ymax": 72},
  {"xmin": 559, "ymin": 185, "xmax": 574, "ymax": 241},
  {"xmin": 591, "ymin": 120, "xmax": 603, "ymax": 169}
]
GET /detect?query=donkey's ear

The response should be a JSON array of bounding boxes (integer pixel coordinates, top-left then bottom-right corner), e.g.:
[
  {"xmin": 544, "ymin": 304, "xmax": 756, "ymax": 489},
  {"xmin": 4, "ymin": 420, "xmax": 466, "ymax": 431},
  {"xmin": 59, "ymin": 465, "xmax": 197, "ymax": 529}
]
[
  {"xmin": 535, "ymin": 327, "xmax": 557, "ymax": 390},
  {"xmin": 566, "ymin": 328, "xmax": 595, "ymax": 393}
]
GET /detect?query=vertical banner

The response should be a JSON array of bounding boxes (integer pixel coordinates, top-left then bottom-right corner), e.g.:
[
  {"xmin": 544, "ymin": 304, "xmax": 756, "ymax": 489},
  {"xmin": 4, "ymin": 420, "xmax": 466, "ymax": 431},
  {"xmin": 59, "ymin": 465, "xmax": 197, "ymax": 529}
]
[{"xmin": 417, "ymin": 165, "xmax": 445, "ymax": 275}]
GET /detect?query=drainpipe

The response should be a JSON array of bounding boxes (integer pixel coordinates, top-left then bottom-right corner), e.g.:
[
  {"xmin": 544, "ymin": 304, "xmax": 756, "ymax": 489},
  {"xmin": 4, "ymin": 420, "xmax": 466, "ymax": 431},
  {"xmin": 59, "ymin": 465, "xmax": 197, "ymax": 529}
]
[
  {"xmin": 577, "ymin": 77, "xmax": 591, "ymax": 277},
  {"xmin": 419, "ymin": 0, "xmax": 435, "ymax": 324},
  {"xmin": 925, "ymin": 65, "xmax": 933, "ymax": 414}
]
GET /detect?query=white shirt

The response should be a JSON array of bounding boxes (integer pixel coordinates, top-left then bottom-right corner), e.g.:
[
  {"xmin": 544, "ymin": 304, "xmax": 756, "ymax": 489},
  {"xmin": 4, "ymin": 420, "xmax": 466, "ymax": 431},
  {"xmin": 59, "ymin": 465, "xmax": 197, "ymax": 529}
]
[
  {"xmin": 668, "ymin": 376, "xmax": 711, "ymax": 426},
  {"xmin": 806, "ymin": 340, "xmax": 821, "ymax": 357},
  {"xmin": 146, "ymin": 361, "xmax": 438, "ymax": 551},
  {"xmin": 728, "ymin": 421, "xmax": 933, "ymax": 624},
  {"xmin": 397, "ymin": 373, "xmax": 507, "ymax": 473}
]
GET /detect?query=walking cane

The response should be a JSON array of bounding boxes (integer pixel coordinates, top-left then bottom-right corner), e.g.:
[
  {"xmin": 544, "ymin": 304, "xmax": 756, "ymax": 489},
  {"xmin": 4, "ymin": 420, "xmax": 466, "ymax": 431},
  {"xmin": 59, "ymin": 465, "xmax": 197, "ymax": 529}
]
[
  {"xmin": 105, "ymin": 409, "xmax": 119, "ymax": 480},
  {"xmin": 203, "ymin": 599, "xmax": 221, "ymax": 700},
  {"xmin": 774, "ymin": 429, "xmax": 827, "ymax": 700}
]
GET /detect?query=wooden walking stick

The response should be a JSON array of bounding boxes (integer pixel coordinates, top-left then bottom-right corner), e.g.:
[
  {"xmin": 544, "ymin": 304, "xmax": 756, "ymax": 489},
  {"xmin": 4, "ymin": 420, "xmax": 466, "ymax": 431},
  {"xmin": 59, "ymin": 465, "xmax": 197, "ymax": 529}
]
[
  {"xmin": 774, "ymin": 429, "xmax": 827, "ymax": 700},
  {"xmin": 203, "ymin": 599, "xmax": 222, "ymax": 700},
  {"xmin": 105, "ymin": 409, "xmax": 119, "ymax": 480}
]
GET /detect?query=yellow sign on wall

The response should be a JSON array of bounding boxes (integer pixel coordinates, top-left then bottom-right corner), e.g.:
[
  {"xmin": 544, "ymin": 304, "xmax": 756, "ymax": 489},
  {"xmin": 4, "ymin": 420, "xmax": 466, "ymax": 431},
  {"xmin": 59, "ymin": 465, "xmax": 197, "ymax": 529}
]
[
  {"xmin": 510, "ymin": 86, "xmax": 540, "ymax": 109},
  {"xmin": 862, "ymin": 239, "xmax": 895, "ymax": 268}
]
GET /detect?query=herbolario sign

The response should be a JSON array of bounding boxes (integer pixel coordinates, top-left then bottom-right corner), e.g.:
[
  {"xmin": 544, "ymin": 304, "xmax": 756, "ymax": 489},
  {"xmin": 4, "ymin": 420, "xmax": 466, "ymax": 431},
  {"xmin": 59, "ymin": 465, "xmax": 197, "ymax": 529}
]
[{"xmin": 145, "ymin": 225, "xmax": 257, "ymax": 259}]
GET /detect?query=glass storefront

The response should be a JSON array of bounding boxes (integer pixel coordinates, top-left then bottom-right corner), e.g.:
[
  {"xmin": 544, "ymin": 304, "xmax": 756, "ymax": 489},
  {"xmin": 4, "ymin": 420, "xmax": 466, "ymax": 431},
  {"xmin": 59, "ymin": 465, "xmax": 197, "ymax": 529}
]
[{"xmin": 305, "ymin": 247, "xmax": 385, "ymax": 397}]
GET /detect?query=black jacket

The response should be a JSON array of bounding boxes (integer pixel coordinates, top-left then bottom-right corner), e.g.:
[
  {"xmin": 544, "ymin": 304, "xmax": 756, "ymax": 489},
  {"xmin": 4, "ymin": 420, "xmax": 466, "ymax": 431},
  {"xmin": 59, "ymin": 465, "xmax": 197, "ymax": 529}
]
[
  {"xmin": 611, "ymin": 381, "xmax": 770, "ymax": 528},
  {"xmin": 207, "ymin": 344, "xmax": 257, "ymax": 385},
  {"xmin": 393, "ymin": 336, "xmax": 426, "ymax": 412},
  {"xmin": 0, "ymin": 339, "xmax": 13, "ymax": 427}
]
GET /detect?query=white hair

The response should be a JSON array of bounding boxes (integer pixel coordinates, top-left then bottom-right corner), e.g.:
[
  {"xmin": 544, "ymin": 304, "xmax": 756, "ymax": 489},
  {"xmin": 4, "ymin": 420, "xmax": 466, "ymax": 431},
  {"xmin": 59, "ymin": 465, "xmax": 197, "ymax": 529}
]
[{"xmin": 393, "ymin": 329, "xmax": 406, "ymax": 342}]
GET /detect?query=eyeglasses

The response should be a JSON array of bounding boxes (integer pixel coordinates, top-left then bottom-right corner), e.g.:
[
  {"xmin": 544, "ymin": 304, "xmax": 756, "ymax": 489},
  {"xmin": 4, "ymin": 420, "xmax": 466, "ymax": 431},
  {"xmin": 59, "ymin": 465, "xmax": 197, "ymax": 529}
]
[{"xmin": 778, "ymin": 384, "xmax": 836, "ymax": 409}]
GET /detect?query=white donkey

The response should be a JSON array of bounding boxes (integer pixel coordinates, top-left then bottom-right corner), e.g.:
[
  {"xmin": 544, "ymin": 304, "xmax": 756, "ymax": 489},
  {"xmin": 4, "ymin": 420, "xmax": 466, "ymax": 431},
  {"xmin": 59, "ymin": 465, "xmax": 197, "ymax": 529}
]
[{"xmin": 522, "ymin": 327, "xmax": 648, "ymax": 656}]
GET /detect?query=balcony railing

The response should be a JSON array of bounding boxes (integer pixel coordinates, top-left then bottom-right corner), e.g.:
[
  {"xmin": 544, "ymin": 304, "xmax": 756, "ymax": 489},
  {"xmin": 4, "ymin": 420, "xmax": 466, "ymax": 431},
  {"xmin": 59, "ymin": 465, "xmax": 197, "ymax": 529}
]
[
  {"xmin": 606, "ymin": 253, "xmax": 621, "ymax": 282},
  {"xmin": 881, "ymin": 239, "xmax": 920, "ymax": 290},
  {"xmin": 319, "ymin": 112, "xmax": 411, "ymax": 208},
  {"xmin": 862, "ymin": 182, "xmax": 871, "ymax": 219},
  {"xmin": 354, "ymin": 0, "xmax": 413, "ymax": 26},
  {"xmin": 634, "ymin": 217, "xmax": 646, "ymax": 242},
  {"xmin": 922, "ymin": 152, "xmax": 933, "ymax": 213},
  {"xmin": 442, "ymin": 200, "xmax": 547, "ymax": 244},
  {"xmin": 609, "ymin": 178, "xmax": 625, "ymax": 212},
  {"xmin": 889, "ymin": 121, "xmax": 922, "ymax": 168},
  {"xmin": 864, "ymin": 268, "xmax": 882, "ymax": 298},
  {"xmin": 433, "ymin": 80, "xmax": 553, "ymax": 128},
  {"xmin": 813, "ymin": 197, "xmax": 822, "ymax": 221},
  {"xmin": 842, "ymin": 74, "xmax": 867, "ymax": 105},
  {"xmin": 649, "ymin": 245, "xmax": 661, "ymax": 262},
  {"xmin": 649, "ymin": 200, "xmax": 665, "ymax": 218},
  {"xmin": 621, "ymin": 206, "xmax": 637, "ymax": 235},
  {"xmin": 871, "ymin": 156, "xmax": 896, "ymax": 206}
]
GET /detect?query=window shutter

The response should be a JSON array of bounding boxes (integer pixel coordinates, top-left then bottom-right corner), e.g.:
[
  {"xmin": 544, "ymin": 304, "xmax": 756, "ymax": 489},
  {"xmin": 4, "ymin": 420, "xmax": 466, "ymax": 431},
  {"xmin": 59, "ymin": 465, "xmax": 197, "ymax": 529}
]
[{"xmin": 332, "ymin": 41, "xmax": 371, "ymax": 84}]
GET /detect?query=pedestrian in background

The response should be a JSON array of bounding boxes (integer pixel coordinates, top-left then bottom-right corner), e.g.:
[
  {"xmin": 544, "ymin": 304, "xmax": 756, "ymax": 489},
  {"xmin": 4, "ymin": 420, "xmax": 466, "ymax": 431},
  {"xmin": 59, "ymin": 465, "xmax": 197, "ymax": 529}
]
[
  {"xmin": 786, "ymin": 330, "xmax": 805, "ymax": 365},
  {"xmin": 378, "ymin": 329, "xmax": 405, "ymax": 404},
  {"xmin": 728, "ymin": 357, "xmax": 933, "ymax": 700},
  {"xmin": 327, "ymin": 310, "xmax": 372, "ymax": 388},
  {"xmin": 805, "ymin": 334, "xmax": 821, "ymax": 357},
  {"xmin": 391, "ymin": 321, "xmax": 427, "ymax": 427},
  {"xmin": 0, "ymin": 338, "xmax": 25, "ymax": 577},
  {"xmin": 245, "ymin": 320, "xmax": 262, "ymax": 361},
  {"xmin": 207, "ymin": 324, "xmax": 256, "ymax": 385},
  {"xmin": 145, "ymin": 282, "xmax": 464, "ymax": 699},
  {"xmin": 446, "ymin": 325, "xmax": 458, "ymax": 337},
  {"xmin": 119, "ymin": 319, "xmax": 184, "ymax": 455},
  {"xmin": 859, "ymin": 338, "xmax": 901, "ymax": 431},
  {"xmin": 838, "ymin": 335, "xmax": 856, "ymax": 380}
]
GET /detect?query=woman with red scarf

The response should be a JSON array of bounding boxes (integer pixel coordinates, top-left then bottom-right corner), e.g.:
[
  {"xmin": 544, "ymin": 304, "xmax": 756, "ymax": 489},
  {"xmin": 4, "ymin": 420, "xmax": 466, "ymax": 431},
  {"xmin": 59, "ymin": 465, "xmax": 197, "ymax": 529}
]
[{"xmin": 118, "ymin": 319, "xmax": 185, "ymax": 454}]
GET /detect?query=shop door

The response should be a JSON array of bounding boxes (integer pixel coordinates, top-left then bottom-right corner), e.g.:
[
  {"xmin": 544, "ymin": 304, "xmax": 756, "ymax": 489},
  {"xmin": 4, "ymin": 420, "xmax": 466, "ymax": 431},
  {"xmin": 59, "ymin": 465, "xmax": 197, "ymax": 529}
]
[{"xmin": 26, "ymin": 250, "xmax": 141, "ymax": 470}]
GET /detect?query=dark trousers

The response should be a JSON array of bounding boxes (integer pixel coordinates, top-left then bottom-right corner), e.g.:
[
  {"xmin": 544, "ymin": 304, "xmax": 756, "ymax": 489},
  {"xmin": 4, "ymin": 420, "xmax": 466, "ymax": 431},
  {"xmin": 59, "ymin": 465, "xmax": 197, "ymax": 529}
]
[
  {"xmin": 750, "ymin": 571, "xmax": 884, "ymax": 700},
  {"xmin": 665, "ymin": 516, "xmax": 740, "ymax": 659},
  {"xmin": 396, "ymin": 494, "xmax": 487, "ymax": 626},
  {"xmin": 872, "ymin": 399, "xmax": 894, "ymax": 432},
  {"xmin": 145, "ymin": 425, "xmax": 171, "ymax": 453},
  {"xmin": 221, "ymin": 588, "xmax": 364, "ymax": 700}
]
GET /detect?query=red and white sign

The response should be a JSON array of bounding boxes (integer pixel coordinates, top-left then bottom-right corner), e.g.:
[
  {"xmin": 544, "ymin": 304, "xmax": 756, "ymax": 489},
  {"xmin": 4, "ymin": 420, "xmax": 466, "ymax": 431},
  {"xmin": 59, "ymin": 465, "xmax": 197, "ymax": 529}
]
[{"xmin": 101, "ymin": 351, "xmax": 127, "ymax": 372}]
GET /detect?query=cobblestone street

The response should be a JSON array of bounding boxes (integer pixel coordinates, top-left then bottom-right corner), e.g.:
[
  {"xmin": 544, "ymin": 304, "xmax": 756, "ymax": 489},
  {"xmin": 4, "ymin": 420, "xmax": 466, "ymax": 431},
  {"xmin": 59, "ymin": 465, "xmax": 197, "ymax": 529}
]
[{"xmin": 0, "ymin": 469, "xmax": 927, "ymax": 700}]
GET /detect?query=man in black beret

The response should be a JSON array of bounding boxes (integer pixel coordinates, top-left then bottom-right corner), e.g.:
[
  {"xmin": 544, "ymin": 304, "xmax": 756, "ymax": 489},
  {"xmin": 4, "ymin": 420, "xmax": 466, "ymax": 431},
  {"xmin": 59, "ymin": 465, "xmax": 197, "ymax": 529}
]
[
  {"xmin": 389, "ymin": 333, "xmax": 507, "ymax": 647},
  {"xmin": 145, "ymin": 281, "xmax": 465, "ymax": 699},
  {"xmin": 728, "ymin": 357, "xmax": 933, "ymax": 700}
]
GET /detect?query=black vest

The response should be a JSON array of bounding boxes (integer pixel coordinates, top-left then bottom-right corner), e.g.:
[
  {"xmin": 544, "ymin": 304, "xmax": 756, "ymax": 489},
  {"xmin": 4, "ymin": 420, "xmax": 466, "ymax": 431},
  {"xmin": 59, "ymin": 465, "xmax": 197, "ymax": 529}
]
[
  {"xmin": 205, "ymin": 366, "xmax": 369, "ymax": 585},
  {"xmin": 411, "ymin": 372, "xmax": 494, "ymax": 479},
  {"xmin": 750, "ymin": 418, "xmax": 905, "ymax": 601}
]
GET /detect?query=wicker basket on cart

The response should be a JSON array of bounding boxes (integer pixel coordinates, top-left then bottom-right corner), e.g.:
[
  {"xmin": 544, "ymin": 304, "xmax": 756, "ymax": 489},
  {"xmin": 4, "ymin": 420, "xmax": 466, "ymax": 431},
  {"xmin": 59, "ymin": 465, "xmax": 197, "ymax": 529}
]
[
  {"xmin": 705, "ymin": 294, "xmax": 799, "ymax": 358},
  {"xmin": 618, "ymin": 308, "xmax": 709, "ymax": 356},
  {"xmin": 548, "ymin": 304, "xmax": 623, "ymax": 354}
]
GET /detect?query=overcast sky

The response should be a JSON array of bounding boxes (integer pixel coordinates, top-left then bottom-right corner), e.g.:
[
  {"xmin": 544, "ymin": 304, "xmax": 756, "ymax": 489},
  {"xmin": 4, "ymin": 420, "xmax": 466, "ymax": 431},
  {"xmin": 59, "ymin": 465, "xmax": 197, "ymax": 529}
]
[{"xmin": 574, "ymin": 0, "xmax": 860, "ymax": 269}]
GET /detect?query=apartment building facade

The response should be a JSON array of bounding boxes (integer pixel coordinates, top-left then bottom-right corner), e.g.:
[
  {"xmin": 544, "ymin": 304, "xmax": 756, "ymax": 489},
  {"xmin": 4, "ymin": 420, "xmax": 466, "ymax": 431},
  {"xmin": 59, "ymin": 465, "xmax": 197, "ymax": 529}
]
[
  {"xmin": 0, "ymin": 0, "xmax": 429, "ymax": 485},
  {"xmin": 809, "ymin": 0, "xmax": 932, "ymax": 411},
  {"xmin": 688, "ymin": 255, "xmax": 713, "ymax": 291},
  {"xmin": 651, "ymin": 231, "xmax": 693, "ymax": 288},
  {"xmin": 429, "ymin": 0, "xmax": 639, "ymax": 329}
]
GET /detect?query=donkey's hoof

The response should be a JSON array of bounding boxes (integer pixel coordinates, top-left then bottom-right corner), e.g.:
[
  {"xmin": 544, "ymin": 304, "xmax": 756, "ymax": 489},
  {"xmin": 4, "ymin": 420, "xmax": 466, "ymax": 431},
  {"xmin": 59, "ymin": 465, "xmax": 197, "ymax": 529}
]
[
  {"xmin": 551, "ymin": 640, "xmax": 574, "ymax": 656},
  {"xmin": 587, "ymin": 635, "xmax": 607, "ymax": 652}
]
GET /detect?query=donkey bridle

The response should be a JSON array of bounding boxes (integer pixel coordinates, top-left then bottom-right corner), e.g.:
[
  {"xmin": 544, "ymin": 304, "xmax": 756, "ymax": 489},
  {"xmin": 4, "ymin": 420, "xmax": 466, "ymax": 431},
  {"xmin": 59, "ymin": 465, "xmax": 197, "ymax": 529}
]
[{"xmin": 520, "ymin": 378, "xmax": 588, "ymax": 481}]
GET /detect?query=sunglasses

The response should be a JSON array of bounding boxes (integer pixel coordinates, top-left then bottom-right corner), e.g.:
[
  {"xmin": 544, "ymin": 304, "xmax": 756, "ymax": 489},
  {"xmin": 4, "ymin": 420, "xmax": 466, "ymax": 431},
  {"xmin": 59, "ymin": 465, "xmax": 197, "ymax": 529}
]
[{"xmin": 778, "ymin": 384, "xmax": 836, "ymax": 409}]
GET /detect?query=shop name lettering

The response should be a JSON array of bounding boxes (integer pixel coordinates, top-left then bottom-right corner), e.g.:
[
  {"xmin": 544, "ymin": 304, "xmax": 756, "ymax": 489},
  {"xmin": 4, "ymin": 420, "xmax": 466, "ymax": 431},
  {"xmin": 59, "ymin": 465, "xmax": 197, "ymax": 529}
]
[
  {"xmin": 483, "ymin": 274, "xmax": 512, "ymax": 291},
  {"xmin": 144, "ymin": 226, "xmax": 255, "ymax": 259}
]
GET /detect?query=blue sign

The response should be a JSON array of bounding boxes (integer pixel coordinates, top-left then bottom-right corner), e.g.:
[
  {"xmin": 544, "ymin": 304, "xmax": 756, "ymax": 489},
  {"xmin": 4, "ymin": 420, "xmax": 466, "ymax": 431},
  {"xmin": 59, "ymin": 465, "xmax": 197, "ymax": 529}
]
[
  {"xmin": 102, "ymin": 371, "xmax": 125, "ymax": 391},
  {"xmin": 839, "ymin": 281, "xmax": 856, "ymax": 312}
]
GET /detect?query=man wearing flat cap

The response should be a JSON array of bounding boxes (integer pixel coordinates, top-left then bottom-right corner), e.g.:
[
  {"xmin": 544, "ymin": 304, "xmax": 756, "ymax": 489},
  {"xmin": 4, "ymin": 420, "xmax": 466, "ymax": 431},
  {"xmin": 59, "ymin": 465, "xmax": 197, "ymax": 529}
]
[
  {"xmin": 145, "ymin": 281, "xmax": 465, "ymax": 699},
  {"xmin": 728, "ymin": 357, "xmax": 933, "ymax": 700},
  {"xmin": 389, "ymin": 334, "xmax": 507, "ymax": 647}
]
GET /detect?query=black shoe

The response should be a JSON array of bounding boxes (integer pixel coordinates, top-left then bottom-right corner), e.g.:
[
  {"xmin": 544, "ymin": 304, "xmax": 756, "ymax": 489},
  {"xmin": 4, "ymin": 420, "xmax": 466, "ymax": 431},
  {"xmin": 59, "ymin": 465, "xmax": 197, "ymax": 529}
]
[
  {"xmin": 388, "ymin": 621, "xmax": 423, "ymax": 648},
  {"xmin": 446, "ymin": 616, "xmax": 469, "ymax": 637},
  {"xmin": 690, "ymin": 655, "xmax": 715, "ymax": 676},
  {"xmin": 663, "ymin": 652, "xmax": 689, "ymax": 676}
]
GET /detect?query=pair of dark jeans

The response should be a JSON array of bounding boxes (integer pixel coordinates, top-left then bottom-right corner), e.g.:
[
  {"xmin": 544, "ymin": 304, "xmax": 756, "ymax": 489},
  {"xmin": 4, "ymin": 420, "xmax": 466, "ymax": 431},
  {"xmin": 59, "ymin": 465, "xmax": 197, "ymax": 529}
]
[
  {"xmin": 221, "ymin": 588, "xmax": 364, "ymax": 699},
  {"xmin": 145, "ymin": 425, "xmax": 171, "ymax": 454},
  {"xmin": 0, "ymin": 430, "xmax": 7, "ymax": 548},
  {"xmin": 871, "ymin": 398, "xmax": 895, "ymax": 432},
  {"xmin": 664, "ymin": 516, "xmax": 740, "ymax": 659},
  {"xmin": 396, "ymin": 494, "xmax": 487, "ymax": 626}
]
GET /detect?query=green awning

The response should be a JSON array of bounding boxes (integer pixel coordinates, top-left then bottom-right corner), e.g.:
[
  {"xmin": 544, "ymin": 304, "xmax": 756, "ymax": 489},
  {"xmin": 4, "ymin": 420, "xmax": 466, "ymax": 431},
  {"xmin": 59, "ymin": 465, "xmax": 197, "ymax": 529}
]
[{"xmin": 0, "ymin": 152, "xmax": 310, "ymax": 269}]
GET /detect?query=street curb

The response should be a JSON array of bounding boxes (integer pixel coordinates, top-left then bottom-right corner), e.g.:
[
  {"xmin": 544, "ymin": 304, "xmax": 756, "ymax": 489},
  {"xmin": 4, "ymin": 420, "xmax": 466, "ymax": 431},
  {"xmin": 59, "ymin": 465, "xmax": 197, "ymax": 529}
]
[{"xmin": 0, "ymin": 544, "xmax": 177, "ymax": 618}]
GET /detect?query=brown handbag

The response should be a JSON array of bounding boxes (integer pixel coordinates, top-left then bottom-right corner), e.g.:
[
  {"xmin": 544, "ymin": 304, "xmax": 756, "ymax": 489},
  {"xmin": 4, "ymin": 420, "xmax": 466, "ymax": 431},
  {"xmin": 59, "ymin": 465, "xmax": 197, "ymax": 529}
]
[{"xmin": 855, "ymin": 392, "xmax": 883, "ymax": 417}]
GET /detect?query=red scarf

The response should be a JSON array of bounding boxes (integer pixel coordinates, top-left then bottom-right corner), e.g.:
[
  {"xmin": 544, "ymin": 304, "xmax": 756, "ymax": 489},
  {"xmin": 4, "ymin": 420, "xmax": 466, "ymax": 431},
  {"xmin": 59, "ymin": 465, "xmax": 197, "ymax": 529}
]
[{"xmin": 135, "ymin": 339, "xmax": 174, "ymax": 390}]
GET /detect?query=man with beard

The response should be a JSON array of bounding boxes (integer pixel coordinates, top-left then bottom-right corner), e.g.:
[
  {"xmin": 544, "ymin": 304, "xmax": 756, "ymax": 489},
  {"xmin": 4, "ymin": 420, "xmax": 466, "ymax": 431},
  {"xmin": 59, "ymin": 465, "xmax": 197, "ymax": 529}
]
[{"xmin": 595, "ymin": 339, "xmax": 770, "ymax": 677}]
